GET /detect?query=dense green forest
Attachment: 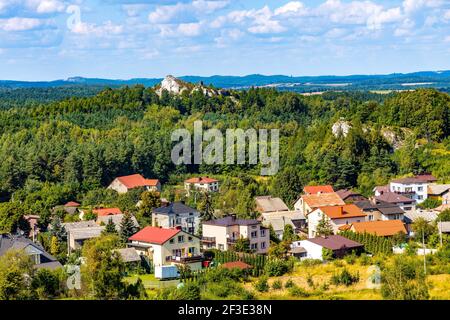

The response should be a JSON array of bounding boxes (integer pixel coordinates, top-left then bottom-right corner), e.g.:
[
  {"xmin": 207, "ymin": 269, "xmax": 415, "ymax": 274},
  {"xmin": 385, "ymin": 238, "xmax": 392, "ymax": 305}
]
[{"xmin": 0, "ymin": 85, "xmax": 449, "ymax": 231}]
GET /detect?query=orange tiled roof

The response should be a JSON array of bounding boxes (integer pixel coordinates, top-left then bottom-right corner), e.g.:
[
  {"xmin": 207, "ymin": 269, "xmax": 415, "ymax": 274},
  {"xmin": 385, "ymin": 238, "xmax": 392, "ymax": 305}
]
[
  {"xmin": 185, "ymin": 176, "xmax": 218, "ymax": 184},
  {"xmin": 303, "ymin": 185, "xmax": 334, "ymax": 194},
  {"xmin": 302, "ymin": 192, "xmax": 345, "ymax": 209},
  {"xmin": 351, "ymin": 220, "xmax": 407, "ymax": 237},
  {"xmin": 93, "ymin": 207, "xmax": 122, "ymax": 216},
  {"xmin": 116, "ymin": 174, "xmax": 159, "ymax": 189},
  {"xmin": 318, "ymin": 204, "xmax": 367, "ymax": 219}
]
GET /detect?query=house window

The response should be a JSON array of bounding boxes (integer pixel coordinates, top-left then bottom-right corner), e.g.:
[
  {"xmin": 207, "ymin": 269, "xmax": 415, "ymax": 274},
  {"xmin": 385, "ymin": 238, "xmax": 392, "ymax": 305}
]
[
  {"xmin": 189, "ymin": 212, "xmax": 193, "ymax": 216},
  {"xmin": 417, "ymin": 195, "xmax": 423, "ymax": 200},
  {"xmin": 169, "ymin": 239, "xmax": 174, "ymax": 244},
  {"xmin": 260, "ymin": 229, "xmax": 266, "ymax": 237},
  {"xmin": 251, "ymin": 231, "xmax": 258, "ymax": 238},
  {"xmin": 188, "ymin": 247, "xmax": 196, "ymax": 255},
  {"xmin": 368, "ymin": 215, "xmax": 373, "ymax": 221},
  {"xmin": 260, "ymin": 242, "xmax": 266, "ymax": 249},
  {"xmin": 251, "ymin": 225, "xmax": 257, "ymax": 229},
  {"xmin": 188, "ymin": 236, "xmax": 193, "ymax": 242},
  {"xmin": 404, "ymin": 207, "xmax": 412, "ymax": 211},
  {"xmin": 172, "ymin": 249, "xmax": 181, "ymax": 256},
  {"xmin": 178, "ymin": 235, "xmax": 184, "ymax": 243},
  {"xmin": 418, "ymin": 187, "xmax": 423, "ymax": 191},
  {"xmin": 218, "ymin": 244, "xmax": 224, "ymax": 250},
  {"xmin": 251, "ymin": 243, "xmax": 257, "ymax": 250}
]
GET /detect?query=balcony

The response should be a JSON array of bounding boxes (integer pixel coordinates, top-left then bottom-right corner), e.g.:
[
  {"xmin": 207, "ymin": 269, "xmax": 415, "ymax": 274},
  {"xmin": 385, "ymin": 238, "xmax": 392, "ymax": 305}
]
[
  {"xmin": 227, "ymin": 238, "xmax": 238, "ymax": 244},
  {"xmin": 166, "ymin": 255, "xmax": 203, "ymax": 263},
  {"xmin": 202, "ymin": 237, "xmax": 216, "ymax": 244}
]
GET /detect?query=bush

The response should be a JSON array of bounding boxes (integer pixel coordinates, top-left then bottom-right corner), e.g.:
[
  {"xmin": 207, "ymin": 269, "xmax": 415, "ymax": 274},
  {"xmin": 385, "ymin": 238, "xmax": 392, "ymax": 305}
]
[
  {"xmin": 288, "ymin": 285, "xmax": 310, "ymax": 297},
  {"xmin": 254, "ymin": 276, "xmax": 269, "ymax": 292},
  {"xmin": 333, "ymin": 260, "xmax": 344, "ymax": 268},
  {"xmin": 344, "ymin": 253, "xmax": 357, "ymax": 265},
  {"xmin": 306, "ymin": 274, "xmax": 315, "ymax": 288},
  {"xmin": 271, "ymin": 280, "xmax": 282, "ymax": 290},
  {"xmin": 284, "ymin": 279, "xmax": 294, "ymax": 288},
  {"xmin": 298, "ymin": 259, "xmax": 322, "ymax": 267},
  {"xmin": 330, "ymin": 268, "xmax": 360, "ymax": 286},
  {"xmin": 359, "ymin": 253, "xmax": 371, "ymax": 266},
  {"xmin": 264, "ymin": 259, "xmax": 291, "ymax": 276}
]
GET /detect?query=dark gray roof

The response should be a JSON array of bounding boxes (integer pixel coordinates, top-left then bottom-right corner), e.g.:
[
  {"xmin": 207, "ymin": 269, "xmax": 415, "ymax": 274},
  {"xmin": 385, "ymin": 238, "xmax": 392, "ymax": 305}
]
[
  {"xmin": 378, "ymin": 206, "xmax": 405, "ymax": 215},
  {"xmin": 355, "ymin": 199, "xmax": 405, "ymax": 215},
  {"xmin": 203, "ymin": 215, "xmax": 259, "ymax": 227},
  {"xmin": 153, "ymin": 202, "xmax": 198, "ymax": 215},
  {"xmin": 0, "ymin": 234, "xmax": 62, "ymax": 269}
]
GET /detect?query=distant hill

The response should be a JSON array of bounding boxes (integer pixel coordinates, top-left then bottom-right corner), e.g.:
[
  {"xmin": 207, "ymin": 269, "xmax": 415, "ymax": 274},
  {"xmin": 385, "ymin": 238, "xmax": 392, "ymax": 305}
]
[{"xmin": 2, "ymin": 70, "xmax": 450, "ymax": 92}]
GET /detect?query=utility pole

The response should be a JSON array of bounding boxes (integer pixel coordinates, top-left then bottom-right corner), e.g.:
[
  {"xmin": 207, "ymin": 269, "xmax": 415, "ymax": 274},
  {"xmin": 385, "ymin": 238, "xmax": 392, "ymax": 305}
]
[{"xmin": 422, "ymin": 229, "xmax": 427, "ymax": 275}]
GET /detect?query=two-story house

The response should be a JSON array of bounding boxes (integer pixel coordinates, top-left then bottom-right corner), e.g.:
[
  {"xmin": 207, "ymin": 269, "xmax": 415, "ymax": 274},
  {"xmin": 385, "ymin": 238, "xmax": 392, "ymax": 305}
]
[
  {"xmin": 184, "ymin": 177, "xmax": 219, "ymax": 195},
  {"xmin": 128, "ymin": 226, "xmax": 202, "ymax": 271},
  {"xmin": 389, "ymin": 174, "xmax": 437, "ymax": 204},
  {"xmin": 108, "ymin": 174, "xmax": 161, "ymax": 194},
  {"xmin": 202, "ymin": 215, "xmax": 269, "ymax": 254},
  {"xmin": 152, "ymin": 202, "xmax": 200, "ymax": 235},
  {"xmin": 354, "ymin": 199, "xmax": 405, "ymax": 221},
  {"xmin": 294, "ymin": 192, "xmax": 345, "ymax": 216},
  {"xmin": 307, "ymin": 204, "xmax": 367, "ymax": 238}
]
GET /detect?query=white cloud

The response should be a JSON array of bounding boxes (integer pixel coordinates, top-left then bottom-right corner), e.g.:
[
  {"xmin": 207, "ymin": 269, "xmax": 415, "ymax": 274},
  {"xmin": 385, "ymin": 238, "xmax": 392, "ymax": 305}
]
[
  {"xmin": 274, "ymin": 1, "xmax": 307, "ymax": 17},
  {"xmin": 177, "ymin": 22, "xmax": 202, "ymax": 37},
  {"xmin": 70, "ymin": 21, "xmax": 123, "ymax": 37},
  {"xmin": 34, "ymin": 0, "xmax": 65, "ymax": 13},
  {"xmin": 0, "ymin": 17, "xmax": 43, "ymax": 31}
]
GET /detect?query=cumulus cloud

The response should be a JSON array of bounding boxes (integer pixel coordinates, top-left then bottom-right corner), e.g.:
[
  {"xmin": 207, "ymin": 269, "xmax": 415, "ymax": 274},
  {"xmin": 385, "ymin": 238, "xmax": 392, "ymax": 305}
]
[
  {"xmin": 0, "ymin": 16, "xmax": 43, "ymax": 31},
  {"xmin": 70, "ymin": 20, "xmax": 124, "ymax": 37}
]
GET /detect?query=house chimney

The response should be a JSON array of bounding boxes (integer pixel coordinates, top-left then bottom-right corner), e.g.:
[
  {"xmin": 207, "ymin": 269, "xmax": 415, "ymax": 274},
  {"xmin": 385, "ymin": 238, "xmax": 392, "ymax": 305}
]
[
  {"xmin": 175, "ymin": 226, "xmax": 182, "ymax": 230},
  {"xmin": 340, "ymin": 206, "xmax": 344, "ymax": 215}
]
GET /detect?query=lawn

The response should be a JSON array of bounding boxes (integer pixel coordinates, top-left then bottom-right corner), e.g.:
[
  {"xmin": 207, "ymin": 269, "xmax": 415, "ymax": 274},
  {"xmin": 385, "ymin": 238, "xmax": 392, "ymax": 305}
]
[{"xmin": 124, "ymin": 274, "xmax": 180, "ymax": 289}]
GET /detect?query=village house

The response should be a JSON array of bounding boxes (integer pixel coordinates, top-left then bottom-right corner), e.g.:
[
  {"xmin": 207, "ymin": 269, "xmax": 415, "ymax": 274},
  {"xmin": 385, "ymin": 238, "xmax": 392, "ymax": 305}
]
[
  {"xmin": 388, "ymin": 174, "xmax": 437, "ymax": 204},
  {"xmin": 428, "ymin": 184, "xmax": 450, "ymax": 204},
  {"xmin": 63, "ymin": 221, "xmax": 105, "ymax": 254},
  {"xmin": 202, "ymin": 215, "xmax": 269, "ymax": 254},
  {"xmin": 294, "ymin": 192, "xmax": 345, "ymax": 215},
  {"xmin": 403, "ymin": 209, "xmax": 438, "ymax": 235},
  {"xmin": 307, "ymin": 204, "xmax": 367, "ymax": 238},
  {"xmin": 303, "ymin": 185, "xmax": 334, "ymax": 195},
  {"xmin": 128, "ymin": 226, "xmax": 202, "ymax": 271},
  {"xmin": 108, "ymin": 174, "xmax": 161, "ymax": 194},
  {"xmin": 291, "ymin": 235, "xmax": 363, "ymax": 260},
  {"xmin": 255, "ymin": 196, "xmax": 289, "ymax": 214},
  {"xmin": 0, "ymin": 234, "xmax": 62, "ymax": 270},
  {"xmin": 184, "ymin": 177, "xmax": 219, "ymax": 195},
  {"xmin": 260, "ymin": 210, "xmax": 306, "ymax": 239},
  {"xmin": 349, "ymin": 220, "xmax": 407, "ymax": 237},
  {"xmin": 152, "ymin": 202, "xmax": 200, "ymax": 235},
  {"xmin": 354, "ymin": 199, "xmax": 405, "ymax": 221},
  {"xmin": 335, "ymin": 189, "xmax": 367, "ymax": 203},
  {"xmin": 52, "ymin": 201, "xmax": 81, "ymax": 216},
  {"xmin": 375, "ymin": 191, "xmax": 416, "ymax": 212}
]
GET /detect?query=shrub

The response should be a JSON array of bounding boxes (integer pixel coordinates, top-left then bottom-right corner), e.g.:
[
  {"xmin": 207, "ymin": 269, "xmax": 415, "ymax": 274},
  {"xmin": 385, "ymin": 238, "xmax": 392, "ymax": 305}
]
[
  {"xmin": 359, "ymin": 253, "xmax": 371, "ymax": 266},
  {"xmin": 271, "ymin": 280, "xmax": 282, "ymax": 290},
  {"xmin": 284, "ymin": 279, "xmax": 295, "ymax": 288},
  {"xmin": 264, "ymin": 259, "xmax": 291, "ymax": 276},
  {"xmin": 306, "ymin": 274, "xmax": 315, "ymax": 288},
  {"xmin": 344, "ymin": 253, "xmax": 357, "ymax": 265},
  {"xmin": 288, "ymin": 285, "xmax": 310, "ymax": 297},
  {"xmin": 322, "ymin": 248, "xmax": 334, "ymax": 261},
  {"xmin": 333, "ymin": 260, "xmax": 344, "ymax": 268},
  {"xmin": 298, "ymin": 259, "xmax": 322, "ymax": 267},
  {"xmin": 331, "ymin": 268, "xmax": 360, "ymax": 286},
  {"xmin": 254, "ymin": 276, "xmax": 269, "ymax": 292}
]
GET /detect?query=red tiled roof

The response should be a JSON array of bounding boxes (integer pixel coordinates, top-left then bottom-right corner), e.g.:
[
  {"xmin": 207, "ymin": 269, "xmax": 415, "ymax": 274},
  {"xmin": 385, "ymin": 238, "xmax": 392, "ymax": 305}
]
[
  {"xmin": 128, "ymin": 226, "xmax": 180, "ymax": 244},
  {"xmin": 92, "ymin": 207, "xmax": 122, "ymax": 216},
  {"xmin": 318, "ymin": 204, "xmax": 367, "ymax": 219},
  {"xmin": 303, "ymin": 185, "xmax": 334, "ymax": 194},
  {"xmin": 185, "ymin": 176, "xmax": 218, "ymax": 184},
  {"xmin": 116, "ymin": 174, "xmax": 159, "ymax": 189},
  {"xmin": 351, "ymin": 220, "xmax": 407, "ymax": 236},
  {"xmin": 221, "ymin": 261, "xmax": 253, "ymax": 270},
  {"xmin": 65, "ymin": 201, "xmax": 80, "ymax": 207}
]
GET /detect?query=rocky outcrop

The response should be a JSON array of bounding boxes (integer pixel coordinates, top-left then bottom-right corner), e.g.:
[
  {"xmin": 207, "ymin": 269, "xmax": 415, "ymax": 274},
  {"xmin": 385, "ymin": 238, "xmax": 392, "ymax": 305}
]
[
  {"xmin": 155, "ymin": 75, "xmax": 227, "ymax": 97},
  {"xmin": 332, "ymin": 119, "xmax": 352, "ymax": 137}
]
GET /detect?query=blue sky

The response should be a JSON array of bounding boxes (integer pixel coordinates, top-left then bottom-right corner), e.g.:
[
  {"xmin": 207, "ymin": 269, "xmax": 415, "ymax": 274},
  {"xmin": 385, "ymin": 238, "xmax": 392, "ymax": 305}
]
[{"xmin": 0, "ymin": 0, "xmax": 450, "ymax": 80}]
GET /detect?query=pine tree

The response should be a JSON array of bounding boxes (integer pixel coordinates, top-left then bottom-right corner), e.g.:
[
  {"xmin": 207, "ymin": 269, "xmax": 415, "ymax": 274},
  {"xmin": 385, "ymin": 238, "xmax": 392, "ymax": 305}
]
[
  {"xmin": 198, "ymin": 192, "xmax": 215, "ymax": 222},
  {"xmin": 50, "ymin": 215, "xmax": 67, "ymax": 242},
  {"xmin": 316, "ymin": 215, "xmax": 334, "ymax": 237},
  {"xmin": 120, "ymin": 211, "xmax": 137, "ymax": 242},
  {"xmin": 103, "ymin": 217, "xmax": 118, "ymax": 235}
]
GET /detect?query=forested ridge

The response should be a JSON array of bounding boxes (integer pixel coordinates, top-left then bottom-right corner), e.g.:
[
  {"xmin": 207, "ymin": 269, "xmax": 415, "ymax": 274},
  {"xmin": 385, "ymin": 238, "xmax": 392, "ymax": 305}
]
[{"xmin": 0, "ymin": 85, "xmax": 449, "ymax": 230}]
